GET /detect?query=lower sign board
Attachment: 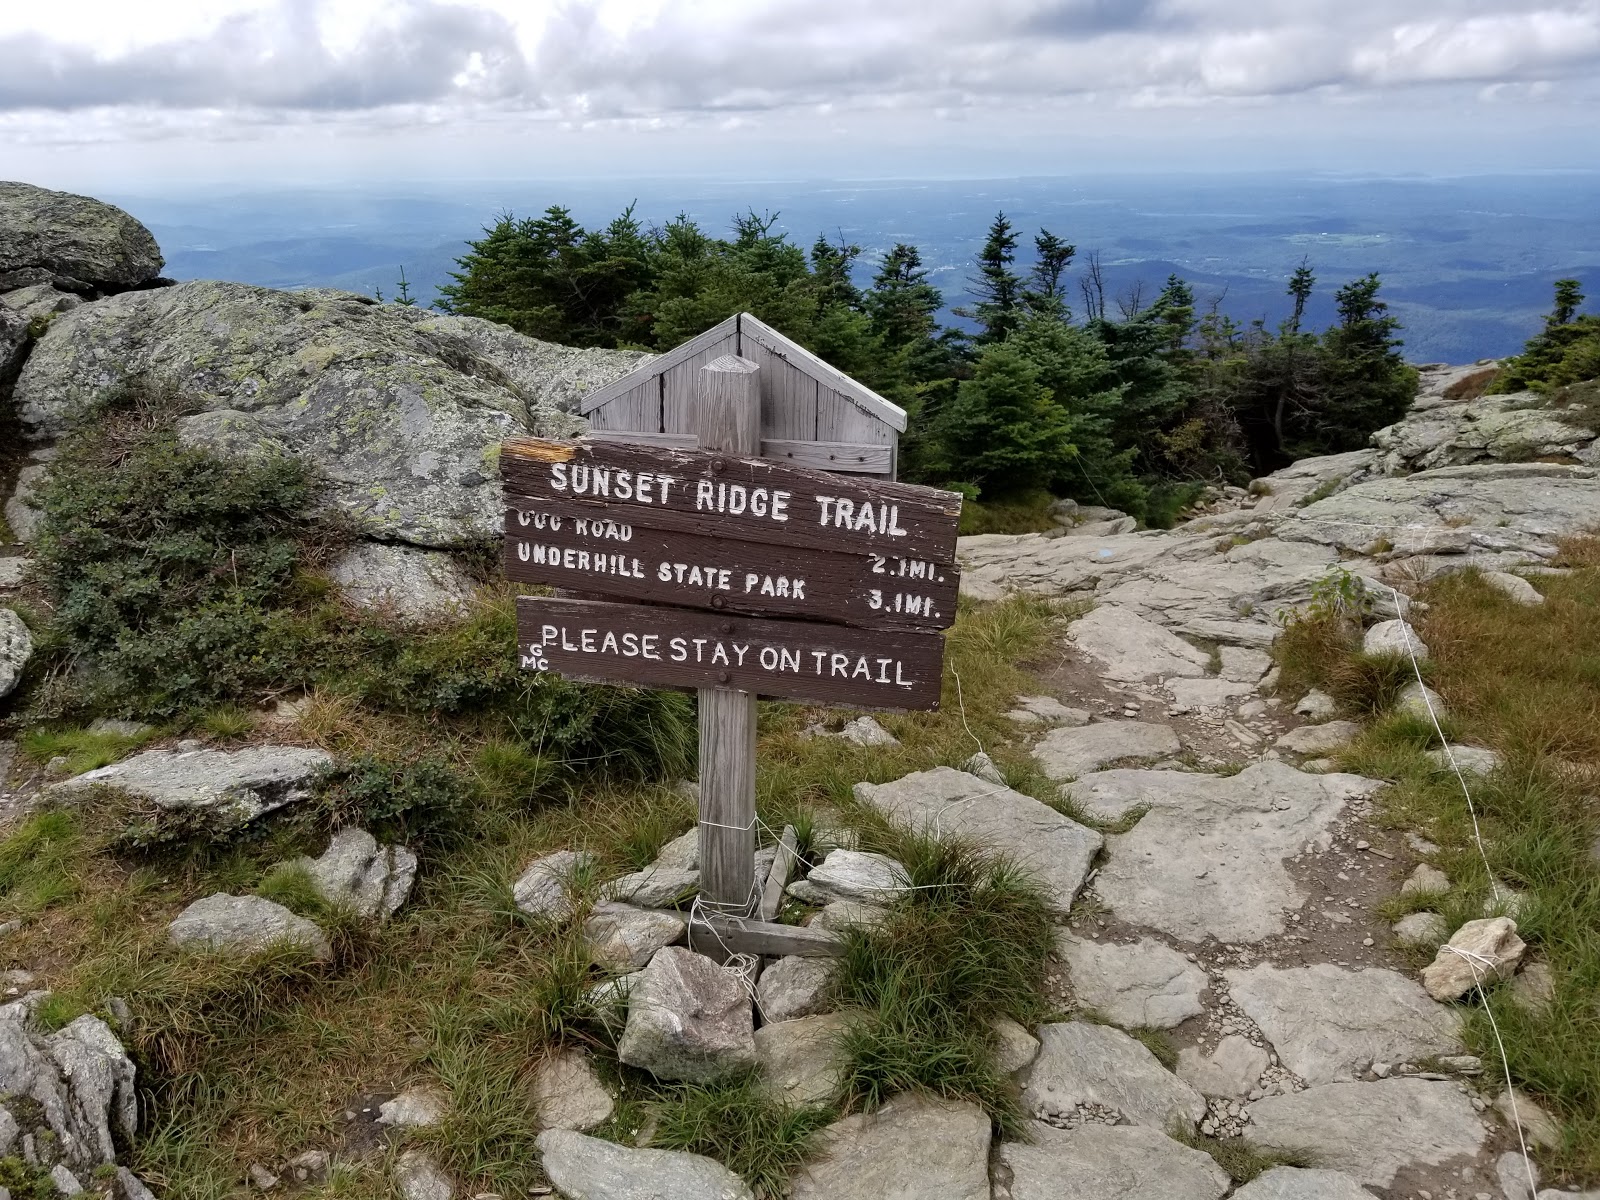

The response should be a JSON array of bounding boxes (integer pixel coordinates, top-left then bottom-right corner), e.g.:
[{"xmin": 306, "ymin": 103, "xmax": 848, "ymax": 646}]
[
  {"xmin": 517, "ymin": 595, "xmax": 945, "ymax": 710},
  {"xmin": 503, "ymin": 501, "xmax": 959, "ymax": 630}
]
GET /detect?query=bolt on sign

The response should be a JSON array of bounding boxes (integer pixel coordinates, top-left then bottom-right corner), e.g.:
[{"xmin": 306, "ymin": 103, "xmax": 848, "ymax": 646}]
[{"xmin": 500, "ymin": 318, "xmax": 963, "ymax": 921}]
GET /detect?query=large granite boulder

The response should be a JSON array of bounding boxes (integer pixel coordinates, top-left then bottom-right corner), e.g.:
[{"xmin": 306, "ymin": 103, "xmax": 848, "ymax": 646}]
[
  {"xmin": 13, "ymin": 281, "xmax": 648, "ymax": 547},
  {"xmin": 0, "ymin": 182, "xmax": 163, "ymax": 293}
]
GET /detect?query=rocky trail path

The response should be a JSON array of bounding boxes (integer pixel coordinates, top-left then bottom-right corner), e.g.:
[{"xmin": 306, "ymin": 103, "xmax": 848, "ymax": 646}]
[{"xmin": 919, "ymin": 362, "xmax": 1593, "ymax": 1200}]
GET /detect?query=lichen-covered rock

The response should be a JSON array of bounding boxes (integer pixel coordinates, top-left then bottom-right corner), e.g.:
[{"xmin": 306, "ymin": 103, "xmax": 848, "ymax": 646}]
[
  {"xmin": 0, "ymin": 1007, "xmax": 138, "ymax": 1173},
  {"xmin": 294, "ymin": 828, "xmax": 417, "ymax": 920},
  {"xmin": 584, "ymin": 902, "xmax": 687, "ymax": 971},
  {"xmin": 998, "ymin": 1123, "xmax": 1230, "ymax": 1200},
  {"xmin": 532, "ymin": 1048, "xmax": 614, "ymax": 1132},
  {"xmin": 1057, "ymin": 933, "xmax": 1206, "ymax": 1029},
  {"xmin": 327, "ymin": 543, "xmax": 475, "ymax": 620},
  {"xmin": 167, "ymin": 893, "xmax": 332, "ymax": 960},
  {"xmin": 51, "ymin": 744, "xmax": 332, "ymax": 829},
  {"xmin": 1, "ymin": 282, "xmax": 84, "ymax": 324},
  {"xmin": 0, "ymin": 182, "xmax": 163, "ymax": 292},
  {"xmin": 853, "ymin": 766, "xmax": 1102, "ymax": 910},
  {"xmin": 617, "ymin": 947, "xmax": 756, "ymax": 1083},
  {"xmin": 1023, "ymin": 1021, "xmax": 1205, "ymax": 1129},
  {"xmin": 755, "ymin": 954, "xmax": 837, "ymax": 1023},
  {"xmin": 0, "ymin": 608, "xmax": 32, "ymax": 699},
  {"xmin": 1, "ymin": 306, "xmax": 28, "ymax": 397},
  {"xmin": 1224, "ymin": 963, "xmax": 1460, "ymax": 1085},
  {"xmin": 13, "ymin": 281, "xmax": 648, "ymax": 547},
  {"xmin": 513, "ymin": 849, "xmax": 594, "ymax": 920}
]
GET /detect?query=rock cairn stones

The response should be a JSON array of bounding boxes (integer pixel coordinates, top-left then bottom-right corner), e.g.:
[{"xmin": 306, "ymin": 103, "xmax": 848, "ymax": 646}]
[{"xmin": 617, "ymin": 946, "xmax": 756, "ymax": 1082}]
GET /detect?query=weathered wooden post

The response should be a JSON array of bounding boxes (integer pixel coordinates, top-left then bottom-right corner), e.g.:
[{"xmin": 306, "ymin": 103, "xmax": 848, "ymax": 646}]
[{"xmin": 694, "ymin": 354, "xmax": 761, "ymax": 912}]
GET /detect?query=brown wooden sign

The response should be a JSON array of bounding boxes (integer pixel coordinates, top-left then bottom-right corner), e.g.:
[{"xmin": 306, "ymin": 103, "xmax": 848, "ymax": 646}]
[
  {"xmin": 517, "ymin": 595, "xmax": 945, "ymax": 710},
  {"xmin": 500, "ymin": 436, "xmax": 963, "ymax": 565},
  {"xmin": 503, "ymin": 500, "xmax": 960, "ymax": 630}
]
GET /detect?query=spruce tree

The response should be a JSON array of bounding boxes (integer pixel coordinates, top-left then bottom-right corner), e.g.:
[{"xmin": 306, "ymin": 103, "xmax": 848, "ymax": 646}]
[{"xmin": 960, "ymin": 212, "xmax": 1023, "ymax": 345}]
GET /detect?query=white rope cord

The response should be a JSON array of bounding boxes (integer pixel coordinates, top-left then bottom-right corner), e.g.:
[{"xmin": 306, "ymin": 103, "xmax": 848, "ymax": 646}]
[{"xmin": 1389, "ymin": 586, "xmax": 1534, "ymax": 1200}]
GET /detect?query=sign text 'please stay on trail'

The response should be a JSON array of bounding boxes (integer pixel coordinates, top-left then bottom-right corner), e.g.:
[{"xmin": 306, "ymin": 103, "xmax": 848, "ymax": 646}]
[
  {"xmin": 500, "ymin": 436, "xmax": 963, "ymax": 565},
  {"xmin": 516, "ymin": 595, "xmax": 945, "ymax": 709}
]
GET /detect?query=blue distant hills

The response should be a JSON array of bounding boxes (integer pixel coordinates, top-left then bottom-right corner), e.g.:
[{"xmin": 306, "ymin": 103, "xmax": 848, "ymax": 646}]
[{"xmin": 109, "ymin": 172, "xmax": 1600, "ymax": 364}]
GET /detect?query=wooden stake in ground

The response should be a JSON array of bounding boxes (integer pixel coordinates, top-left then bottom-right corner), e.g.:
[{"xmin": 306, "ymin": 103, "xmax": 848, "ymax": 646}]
[{"xmin": 694, "ymin": 354, "xmax": 762, "ymax": 912}]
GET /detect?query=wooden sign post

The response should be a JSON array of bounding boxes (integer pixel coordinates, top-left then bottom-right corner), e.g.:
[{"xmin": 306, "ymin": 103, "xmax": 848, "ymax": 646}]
[
  {"xmin": 695, "ymin": 355, "xmax": 761, "ymax": 912},
  {"xmin": 501, "ymin": 332, "xmax": 962, "ymax": 927}
]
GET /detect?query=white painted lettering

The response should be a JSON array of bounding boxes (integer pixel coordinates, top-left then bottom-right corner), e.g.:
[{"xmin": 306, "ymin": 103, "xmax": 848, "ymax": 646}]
[{"xmin": 550, "ymin": 462, "xmax": 568, "ymax": 491}]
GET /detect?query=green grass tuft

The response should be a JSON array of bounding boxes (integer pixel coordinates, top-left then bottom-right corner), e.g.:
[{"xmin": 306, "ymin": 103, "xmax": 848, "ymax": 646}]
[
  {"xmin": 1168, "ymin": 1123, "xmax": 1315, "ymax": 1182},
  {"xmin": 19, "ymin": 725, "xmax": 154, "ymax": 775},
  {"xmin": 0, "ymin": 809, "xmax": 87, "ymax": 917},
  {"xmin": 646, "ymin": 1072, "xmax": 836, "ymax": 1194},
  {"xmin": 832, "ymin": 831, "xmax": 1055, "ymax": 1133}
]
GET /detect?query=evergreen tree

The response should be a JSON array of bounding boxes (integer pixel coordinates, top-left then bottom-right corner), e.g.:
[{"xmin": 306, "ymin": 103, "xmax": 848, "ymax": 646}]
[
  {"xmin": 866, "ymin": 244, "xmax": 943, "ymax": 349},
  {"xmin": 1024, "ymin": 229, "xmax": 1075, "ymax": 318},
  {"xmin": 1494, "ymin": 278, "xmax": 1600, "ymax": 392},
  {"xmin": 1312, "ymin": 273, "xmax": 1416, "ymax": 453},
  {"xmin": 936, "ymin": 343, "xmax": 1076, "ymax": 495},
  {"xmin": 959, "ymin": 212, "xmax": 1023, "ymax": 344}
]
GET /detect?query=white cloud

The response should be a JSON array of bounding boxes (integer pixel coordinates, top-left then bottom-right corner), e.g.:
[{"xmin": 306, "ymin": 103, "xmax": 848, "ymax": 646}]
[{"xmin": 0, "ymin": 0, "xmax": 1596, "ymax": 179}]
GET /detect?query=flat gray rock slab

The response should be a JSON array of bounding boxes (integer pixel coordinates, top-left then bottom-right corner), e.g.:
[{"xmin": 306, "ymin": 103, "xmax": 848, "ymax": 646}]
[
  {"xmin": 1176, "ymin": 1033, "xmax": 1269, "ymax": 1098},
  {"xmin": 1006, "ymin": 695, "xmax": 1091, "ymax": 726},
  {"xmin": 1275, "ymin": 721, "xmax": 1362, "ymax": 755},
  {"xmin": 755, "ymin": 954, "xmax": 837, "ymax": 1024},
  {"xmin": 605, "ymin": 865, "xmax": 700, "ymax": 907},
  {"xmin": 1058, "ymin": 933, "xmax": 1207, "ymax": 1029},
  {"xmin": 854, "ymin": 767, "xmax": 1101, "ymax": 910},
  {"xmin": 1023, "ymin": 1021, "xmax": 1205, "ymax": 1129},
  {"xmin": 803, "ymin": 849, "xmax": 908, "ymax": 902},
  {"xmin": 514, "ymin": 850, "xmax": 595, "ymax": 920},
  {"xmin": 617, "ymin": 946, "xmax": 756, "ymax": 1083},
  {"xmin": 295, "ymin": 828, "xmax": 417, "ymax": 920},
  {"xmin": 1034, "ymin": 720, "xmax": 1182, "ymax": 778},
  {"xmin": 394, "ymin": 1150, "xmax": 452, "ymax": 1200},
  {"xmin": 1088, "ymin": 762, "xmax": 1384, "ymax": 942},
  {"xmin": 789, "ymin": 1093, "xmax": 990, "ymax": 1200},
  {"xmin": 532, "ymin": 1048, "xmax": 614, "ymax": 1132},
  {"xmin": 1068, "ymin": 604, "xmax": 1212, "ymax": 682},
  {"xmin": 998, "ymin": 1123, "xmax": 1230, "ymax": 1200},
  {"xmin": 1226, "ymin": 963, "xmax": 1461, "ymax": 1085},
  {"xmin": 1246, "ymin": 1078, "xmax": 1488, "ymax": 1189},
  {"xmin": 53, "ymin": 745, "xmax": 332, "ymax": 826},
  {"xmin": 754, "ymin": 1013, "xmax": 852, "ymax": 1107},
  {"xmin": 1231, "ymin": 1167, "xmax": 1378, "ymax": 1199},
  {"xmin": 537, "ymin": 1129, "xmax": 754, "ymax": 1200},
  {"xmin": 584, "ymin": 902, "xmax": 686, "ymax": 971},
  {"xmin": 168, "ymin": 894, "xmax": 331, "ymax": 960}
]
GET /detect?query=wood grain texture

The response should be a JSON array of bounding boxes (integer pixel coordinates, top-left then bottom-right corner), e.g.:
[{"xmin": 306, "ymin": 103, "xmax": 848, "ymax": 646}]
[
  {"xmin": 738, "ymin": 312, "xmax": 907, "ymax": 432},
  {"xmin": 578, "ymin": 315, "xmax": 737, "ymax": 414},
  {"xmin": 504, "ymin": 504, "xmax": 959, "ymax": 629},
  {"xmin": 758, "ymin": 825, "xmax": 798, "ymax": 922},
  {"xmin": 516, "ymin": 595, "xmax": 946, "ymax": 710},
  {"xmin": 685, "ymin": 912, "xmax": 845, "ymax": 958},
  {"xmin": 585, "ymin": 429, "xmax": 696, "ymax": 449},
  {"xmin": 587, "ymin": 378, "xmax": 661, "ymax": 433},
  {"xmin": 694, "ymin": 354, "xmax": 762, "ymax": 913},
  {"xmin": 663, "ymin": 331, "xmax": 740, "ymax": 434},
  {"xmin": 501, "ymin": 437, "xmax": 962, "ymax": 563},
  {"xmin": 760, "ymin": 439, "xmax": 893, "ymax": 474}
]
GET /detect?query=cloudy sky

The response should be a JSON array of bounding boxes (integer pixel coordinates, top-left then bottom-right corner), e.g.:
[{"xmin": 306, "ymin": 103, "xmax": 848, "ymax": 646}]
[{"xmin": 4, "ymin": 0, "xmax": 1599, "ymax": 186}]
